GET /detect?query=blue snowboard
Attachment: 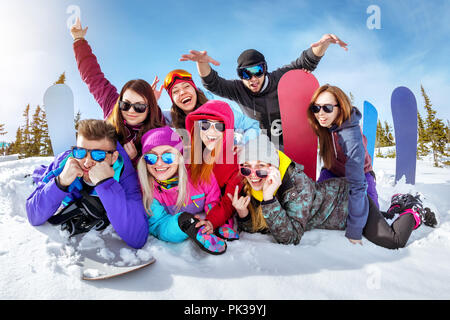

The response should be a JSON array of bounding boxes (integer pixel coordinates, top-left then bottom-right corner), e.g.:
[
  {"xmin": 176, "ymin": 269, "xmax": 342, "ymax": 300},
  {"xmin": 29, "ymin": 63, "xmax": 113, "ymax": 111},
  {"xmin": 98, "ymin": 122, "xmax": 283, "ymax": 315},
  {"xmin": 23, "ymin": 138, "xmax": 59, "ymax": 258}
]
[
  {"xmin": 391, "ymin": 87, "xmax": 417, "ymax": 185},
  {"xmin": 362, "ymin": 101, "xmax": 378, "ymax": 166},
  {"xmin": 43, "ymin": 84, "xmax": 76, "ymax": 155}
]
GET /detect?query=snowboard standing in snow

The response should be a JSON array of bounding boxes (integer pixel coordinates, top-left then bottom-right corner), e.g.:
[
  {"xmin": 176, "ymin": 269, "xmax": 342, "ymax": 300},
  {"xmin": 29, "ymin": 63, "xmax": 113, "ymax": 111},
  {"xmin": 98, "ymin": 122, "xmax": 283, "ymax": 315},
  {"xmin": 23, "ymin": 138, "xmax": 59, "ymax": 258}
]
[
  {"xmin": 391, "ymin": 87, "xmax": 418, "ymax": 185},
  {"xmin": 278, "ymin": 70, "xmax": 320, "ymax": 180},
  {"xmin": 43, "ymin": 84, "xmax": 77, "ymax": 155},
  {"xmin": 362, "ymin": 101, "xmax": 378, "ymax": 166}
]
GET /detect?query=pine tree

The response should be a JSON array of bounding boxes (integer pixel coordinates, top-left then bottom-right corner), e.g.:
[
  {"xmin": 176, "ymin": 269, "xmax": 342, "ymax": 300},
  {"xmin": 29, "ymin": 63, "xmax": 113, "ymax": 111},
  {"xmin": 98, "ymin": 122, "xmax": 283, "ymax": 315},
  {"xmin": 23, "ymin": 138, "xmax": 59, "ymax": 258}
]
[
  {"xmin": 384, "ymin": 121, "xmax": 395, "ymax": 146},
  {"xmin": 55, "ymin": 72, "xmax": 66, "ymax": 84},
  {"xmin": 0, "ymin": 124, "xmax": 7, "ymax": 155},
  {"xmin": 40, "ymin": 109, "xmax": 53, "ymax": 156},
  {"xmin": 9, "ymin": 127, "xmax": 24, "ymax": 156},
  {"xmin": 74, "ymin": 110, "xmax": 82, "ymax": 130},
  {"xmin": 0, "ymin": 123, "xmax": 6, "ymax": 136},
  {"xmin": 375, "ymin": 119, "xmax": 386, "ymax": 147},
  {"xmin": 349, "ymin": 92, "xmax": 355, "ymax": 105},
  {"xmin": 417, "ymin": 111, "xmax": 430, "ymax": 159},
  {"xmin": 30, "ymin": 105, "xmax": 44, "ymax": 156},
  {"xmin": 421, "ymin": 85, "xmax": 447, "ymax": 167},
  {"xmin": 21, "ymin": 104, "xmax": 33, "ymax": 157},
  {"xmin": 446, "ymin": 120, "xmax": 450, "ymax": 144}
]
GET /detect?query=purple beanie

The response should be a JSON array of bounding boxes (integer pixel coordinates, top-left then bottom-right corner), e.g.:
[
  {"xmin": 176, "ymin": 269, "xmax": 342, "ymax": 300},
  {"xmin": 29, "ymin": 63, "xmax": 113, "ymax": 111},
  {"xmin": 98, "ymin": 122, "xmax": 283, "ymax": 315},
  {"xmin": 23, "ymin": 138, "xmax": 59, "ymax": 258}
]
[{"xmin": 141, "ymin": 126, "xmax": 184, "ymax": 155}]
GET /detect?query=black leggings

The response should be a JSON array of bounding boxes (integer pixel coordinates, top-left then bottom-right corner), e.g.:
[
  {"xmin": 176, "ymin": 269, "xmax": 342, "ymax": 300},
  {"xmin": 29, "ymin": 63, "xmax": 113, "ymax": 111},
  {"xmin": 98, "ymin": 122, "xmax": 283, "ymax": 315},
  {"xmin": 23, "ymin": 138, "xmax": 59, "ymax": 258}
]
[{"xmin": 362, "ymin": 196, "xmax": 416, "ymax": 249}]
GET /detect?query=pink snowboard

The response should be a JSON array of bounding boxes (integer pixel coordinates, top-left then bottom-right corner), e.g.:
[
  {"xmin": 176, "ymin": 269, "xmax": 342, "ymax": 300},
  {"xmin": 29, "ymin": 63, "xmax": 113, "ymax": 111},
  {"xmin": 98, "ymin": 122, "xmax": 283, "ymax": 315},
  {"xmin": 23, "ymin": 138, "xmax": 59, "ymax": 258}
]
[{"xmin": 278, "ymin": 70, "xmax": 319, "ymax": 180}]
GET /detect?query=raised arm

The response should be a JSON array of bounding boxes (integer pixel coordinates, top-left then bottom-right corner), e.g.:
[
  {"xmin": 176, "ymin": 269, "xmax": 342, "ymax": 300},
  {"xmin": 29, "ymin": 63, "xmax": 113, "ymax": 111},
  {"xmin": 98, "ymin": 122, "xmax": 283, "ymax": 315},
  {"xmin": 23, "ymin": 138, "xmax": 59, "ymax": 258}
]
[
  {"xmin": 70, "ymin": 17, "xmax": 120, "ymax": 119},
  {"xmin": 180, "ymin": 50, "xmax": 220, "ymax": 77}
]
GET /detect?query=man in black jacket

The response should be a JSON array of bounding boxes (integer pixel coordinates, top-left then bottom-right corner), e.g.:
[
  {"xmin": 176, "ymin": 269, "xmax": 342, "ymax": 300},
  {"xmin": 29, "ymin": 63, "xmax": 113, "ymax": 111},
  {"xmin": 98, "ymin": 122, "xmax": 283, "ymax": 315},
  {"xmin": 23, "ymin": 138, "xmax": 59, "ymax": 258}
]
[{"xmin": 180, "ymin": 34, "xmax": 348, "ymax": 149}]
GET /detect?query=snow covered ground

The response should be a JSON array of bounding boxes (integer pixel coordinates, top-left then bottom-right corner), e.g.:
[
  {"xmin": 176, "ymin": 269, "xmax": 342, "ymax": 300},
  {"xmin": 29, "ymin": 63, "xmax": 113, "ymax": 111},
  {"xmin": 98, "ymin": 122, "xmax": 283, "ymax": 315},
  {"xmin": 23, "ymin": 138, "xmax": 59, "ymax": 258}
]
[{"xmin": 1, "ymin": 155, "xmax": 449, "ymax": 300}]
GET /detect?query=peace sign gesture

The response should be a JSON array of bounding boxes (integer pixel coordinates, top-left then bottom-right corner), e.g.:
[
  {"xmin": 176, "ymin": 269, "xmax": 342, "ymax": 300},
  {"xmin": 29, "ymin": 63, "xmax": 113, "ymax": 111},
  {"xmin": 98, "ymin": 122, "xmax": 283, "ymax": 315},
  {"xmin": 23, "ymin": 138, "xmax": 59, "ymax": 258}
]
[
  {"xmin": 70, "ymin": 16, "xmax": 88, "ymax": 41},
  {"xmin": 227, "ymin": 185, "xmax": 251, "ymax": 219}
]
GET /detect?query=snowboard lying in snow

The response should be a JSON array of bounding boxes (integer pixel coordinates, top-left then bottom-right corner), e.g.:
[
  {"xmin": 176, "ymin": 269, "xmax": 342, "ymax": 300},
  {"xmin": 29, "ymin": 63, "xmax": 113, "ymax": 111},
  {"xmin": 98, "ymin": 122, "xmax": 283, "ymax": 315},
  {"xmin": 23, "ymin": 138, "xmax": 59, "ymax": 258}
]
[
  {"xmin": 71, "ymin": 229, "xmax": 155, "ymax": 281},
  {"xmin": 81, "ymin": 255, "xmax": 155, "ymax": 281}
]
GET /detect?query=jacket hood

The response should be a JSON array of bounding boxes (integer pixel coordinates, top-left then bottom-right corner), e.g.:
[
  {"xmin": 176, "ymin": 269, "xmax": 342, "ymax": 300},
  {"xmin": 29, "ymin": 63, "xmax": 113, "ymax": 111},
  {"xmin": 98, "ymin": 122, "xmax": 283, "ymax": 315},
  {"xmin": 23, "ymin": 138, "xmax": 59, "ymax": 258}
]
[
  {"xmin": 185, "ymin": 100, "xmax": 235, "ymax": 133},
  {"xmin": 185, "ymin": 100, "xmax": 235, "ymax": 158},
  {"xmin": 329, "ymin": 106, "xmax": 362, "ymax": 132}
]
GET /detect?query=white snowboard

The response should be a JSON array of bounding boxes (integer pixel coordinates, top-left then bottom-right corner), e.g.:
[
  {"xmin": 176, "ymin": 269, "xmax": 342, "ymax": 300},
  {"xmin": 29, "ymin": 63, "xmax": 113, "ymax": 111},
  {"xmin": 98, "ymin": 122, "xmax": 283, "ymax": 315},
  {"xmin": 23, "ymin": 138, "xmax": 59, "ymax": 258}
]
[
  {"xmin": 70, "ymin": 229, "xmax": 156, "ymax": 281},
  {"xmin": 43, "ymin": 84, "xmax": 76, "ymax": 155}
]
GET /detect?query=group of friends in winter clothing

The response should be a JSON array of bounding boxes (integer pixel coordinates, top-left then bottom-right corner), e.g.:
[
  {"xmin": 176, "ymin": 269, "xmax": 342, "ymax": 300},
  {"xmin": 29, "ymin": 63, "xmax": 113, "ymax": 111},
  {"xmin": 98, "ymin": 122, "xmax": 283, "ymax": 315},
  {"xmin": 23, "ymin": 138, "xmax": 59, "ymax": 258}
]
[{"xmin": 26, "ymin": 18, "xmax": 437, "ymax": 255}]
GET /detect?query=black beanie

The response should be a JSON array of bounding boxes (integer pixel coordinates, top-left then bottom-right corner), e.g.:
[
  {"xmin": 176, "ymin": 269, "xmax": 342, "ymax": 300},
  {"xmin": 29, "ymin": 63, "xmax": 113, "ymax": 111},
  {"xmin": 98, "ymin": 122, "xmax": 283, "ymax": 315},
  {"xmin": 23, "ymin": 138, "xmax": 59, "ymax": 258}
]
[{"xmin": 237, "ymin": 49, "xmax": 266, "ymax": 68}]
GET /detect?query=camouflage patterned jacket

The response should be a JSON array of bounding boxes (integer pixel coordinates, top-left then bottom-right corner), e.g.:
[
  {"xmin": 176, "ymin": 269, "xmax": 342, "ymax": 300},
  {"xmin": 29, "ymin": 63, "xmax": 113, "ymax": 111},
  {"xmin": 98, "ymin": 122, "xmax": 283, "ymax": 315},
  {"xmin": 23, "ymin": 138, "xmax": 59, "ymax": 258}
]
[{"xmin": 237, "ymin": 162, "xmax": 349, "ymax": 245}]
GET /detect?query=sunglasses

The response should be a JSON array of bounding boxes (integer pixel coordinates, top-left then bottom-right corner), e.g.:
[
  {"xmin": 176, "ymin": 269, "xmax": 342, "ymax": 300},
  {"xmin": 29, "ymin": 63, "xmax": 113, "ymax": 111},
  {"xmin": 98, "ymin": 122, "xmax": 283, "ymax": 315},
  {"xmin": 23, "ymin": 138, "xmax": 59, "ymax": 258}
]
[
  {"xmin": 309, "ymin": 104, "xmax": 339, "ymax": 114},
  {"xmin": 198, "ymin": 120, "xmax": 225, "ymax": 132},
  {"xmin": 72, "ymin": 147, "xmax": 115, "ymax": 162},
  {"xmin": 237, "ymin": 64, "xmax": 265, "ymax": 80},
  {"xmin": 164, "ymin": 70, "xmax": 193, "ymax": 91},
  {"xmin": 144, "ymin": 152, "xmax": 176, "ymax": 165},
  {"xmin": 118, "ymin": 100, "xmax": 148, "ymax": 113},
  {"xmin": 239, "ymin": 166, "xmax": 269, "ymax": 179}
]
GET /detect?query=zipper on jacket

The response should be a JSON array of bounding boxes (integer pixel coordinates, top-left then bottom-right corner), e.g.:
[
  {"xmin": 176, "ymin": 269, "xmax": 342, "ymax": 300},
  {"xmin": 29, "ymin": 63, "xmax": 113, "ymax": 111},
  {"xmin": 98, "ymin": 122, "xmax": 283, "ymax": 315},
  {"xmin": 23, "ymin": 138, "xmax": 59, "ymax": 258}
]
[{"xmin": 332, "ymin": 132, "xmax": 338, "ymax": 159}]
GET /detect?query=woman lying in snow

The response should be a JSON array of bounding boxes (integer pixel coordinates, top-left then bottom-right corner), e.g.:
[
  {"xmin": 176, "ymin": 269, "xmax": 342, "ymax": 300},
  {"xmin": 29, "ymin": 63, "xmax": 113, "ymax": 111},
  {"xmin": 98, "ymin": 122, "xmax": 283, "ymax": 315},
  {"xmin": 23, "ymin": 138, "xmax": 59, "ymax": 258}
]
[{"xmin": 224, "ymin": 134, "xmax": 437, "ymax": 249}]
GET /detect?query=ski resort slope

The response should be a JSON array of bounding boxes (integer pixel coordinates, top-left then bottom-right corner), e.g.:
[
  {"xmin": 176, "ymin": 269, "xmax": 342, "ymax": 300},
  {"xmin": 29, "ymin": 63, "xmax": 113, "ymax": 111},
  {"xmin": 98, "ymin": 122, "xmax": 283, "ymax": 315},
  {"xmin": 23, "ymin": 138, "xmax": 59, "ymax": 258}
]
[{"xmin": 0, "ymin": 156, "xmax": 449, "ymax": 300}]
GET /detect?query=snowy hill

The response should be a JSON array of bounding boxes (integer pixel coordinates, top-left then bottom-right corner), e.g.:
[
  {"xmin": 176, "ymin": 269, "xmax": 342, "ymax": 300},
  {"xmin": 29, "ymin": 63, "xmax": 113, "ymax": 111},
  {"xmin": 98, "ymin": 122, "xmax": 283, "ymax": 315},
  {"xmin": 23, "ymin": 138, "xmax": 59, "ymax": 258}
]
[{"xmin": 1, "ymin": 155, "xmax": 449, "ymax": 300}]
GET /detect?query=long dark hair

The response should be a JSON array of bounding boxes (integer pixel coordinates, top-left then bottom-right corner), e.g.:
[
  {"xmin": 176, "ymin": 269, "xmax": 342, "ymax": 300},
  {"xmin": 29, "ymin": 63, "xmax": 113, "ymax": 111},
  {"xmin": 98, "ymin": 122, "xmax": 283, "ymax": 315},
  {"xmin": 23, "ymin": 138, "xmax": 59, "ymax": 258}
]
[
  {"xmin": 170, "ymin": 89, "xmax": 209, "ymax": 129},
  {"xmin": 107, "ymin": 79, "xmax": 164, "ymax": 151},
  {"xmin": 307, "ymin": 84, "xmax": 352, "ymax": 169}
]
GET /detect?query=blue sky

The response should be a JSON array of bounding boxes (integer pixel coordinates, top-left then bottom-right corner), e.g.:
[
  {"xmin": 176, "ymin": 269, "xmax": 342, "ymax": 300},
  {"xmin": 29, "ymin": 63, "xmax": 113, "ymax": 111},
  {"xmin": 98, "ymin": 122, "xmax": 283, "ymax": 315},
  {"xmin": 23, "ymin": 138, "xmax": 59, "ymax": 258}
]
[{"xmin": 1, "ymin": 0, "xmax": 449, "ymax": 142}]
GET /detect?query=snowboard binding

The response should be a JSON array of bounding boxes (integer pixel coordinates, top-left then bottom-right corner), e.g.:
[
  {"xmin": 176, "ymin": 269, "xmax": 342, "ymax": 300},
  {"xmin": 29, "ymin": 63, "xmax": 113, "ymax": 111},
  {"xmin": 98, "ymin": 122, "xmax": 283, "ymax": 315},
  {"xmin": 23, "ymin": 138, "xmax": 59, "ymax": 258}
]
[
  {"xmin": 178, "ymin": 213, "xmax": 227, "ymax": 255},
  {"xmin": 385, "ymin": 193, "xmax": 438, "ymax": 229},
  {"xmin": 215, "ymin": 226, "xmax": 240, "ymax": 241}
]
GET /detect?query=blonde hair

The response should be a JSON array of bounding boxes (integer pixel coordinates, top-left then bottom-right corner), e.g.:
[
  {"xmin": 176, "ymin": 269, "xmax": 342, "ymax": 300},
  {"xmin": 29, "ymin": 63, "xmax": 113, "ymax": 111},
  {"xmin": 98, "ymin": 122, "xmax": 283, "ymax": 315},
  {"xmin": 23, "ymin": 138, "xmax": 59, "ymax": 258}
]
[
  {"xmin": 137, "ymin": 149, "xmax": 189, "ymax": 216},
  {"xmin": 243, "ymin": 180, "xmax": 268, "ymax": 232}
]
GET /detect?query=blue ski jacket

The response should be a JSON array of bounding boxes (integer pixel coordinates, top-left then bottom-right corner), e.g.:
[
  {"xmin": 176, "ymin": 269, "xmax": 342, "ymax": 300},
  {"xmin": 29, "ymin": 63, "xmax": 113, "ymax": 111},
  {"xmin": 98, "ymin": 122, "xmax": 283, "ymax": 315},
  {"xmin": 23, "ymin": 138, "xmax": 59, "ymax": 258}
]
[{"xmin": 328, "ymin": 107, "xmax": 369, "ymax": 240}]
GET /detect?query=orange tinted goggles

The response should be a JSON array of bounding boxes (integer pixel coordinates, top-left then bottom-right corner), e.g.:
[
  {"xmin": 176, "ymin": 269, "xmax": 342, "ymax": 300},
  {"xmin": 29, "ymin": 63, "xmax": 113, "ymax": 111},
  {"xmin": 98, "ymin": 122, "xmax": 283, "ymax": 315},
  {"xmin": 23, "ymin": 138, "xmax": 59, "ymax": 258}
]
[{"xmin": 164, "ymin": 69, "xmax": 193, "ymax": 90}]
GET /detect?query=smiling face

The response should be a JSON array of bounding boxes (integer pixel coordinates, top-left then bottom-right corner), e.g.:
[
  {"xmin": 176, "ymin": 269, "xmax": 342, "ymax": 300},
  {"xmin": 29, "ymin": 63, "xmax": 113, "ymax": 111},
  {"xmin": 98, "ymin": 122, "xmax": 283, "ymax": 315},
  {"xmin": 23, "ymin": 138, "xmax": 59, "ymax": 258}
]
[
  {"xmin": 242, "ymin": 74, "xmax": 265, "ymax": 93},
  {"xmin": 146, "ymin": 145, "xmax": 179, "ymax": 181},
  {"xmin": 171, "ymin": 82, "xmax": 198, "ymax": 114},
  {"xmin": 198, "ymin": 120, "xmax": 224, "ymax": 151},
  {"xmin": 241, "ymin": 160, "xmax": 271, "ymax": 191},
  {"xmin": 120, "ymin": 89, "xmax": 149, "ymax": 125},
  {"xmin": 313, "ymin": 91, "xmax": 340, "ymax": 128}
]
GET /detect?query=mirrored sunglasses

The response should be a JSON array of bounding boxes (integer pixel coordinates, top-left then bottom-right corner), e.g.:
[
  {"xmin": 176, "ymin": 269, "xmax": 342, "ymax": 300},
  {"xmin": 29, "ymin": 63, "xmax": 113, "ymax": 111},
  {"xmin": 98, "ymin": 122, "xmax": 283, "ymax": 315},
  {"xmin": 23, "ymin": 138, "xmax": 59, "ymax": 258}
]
[
  {"xmin": 72, "ymin": 146, "xmax": 115, "ymax": 162},
  {"xmin": 144, "ymin": 152, "xmax": 176, "ymax": 165}
]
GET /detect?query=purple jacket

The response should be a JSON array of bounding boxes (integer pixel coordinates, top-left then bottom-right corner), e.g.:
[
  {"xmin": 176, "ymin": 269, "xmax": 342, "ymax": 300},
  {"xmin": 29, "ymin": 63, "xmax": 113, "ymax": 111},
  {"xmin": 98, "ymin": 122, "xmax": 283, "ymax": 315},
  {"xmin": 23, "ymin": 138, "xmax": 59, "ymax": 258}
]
[{"xmin": 26, "ymin": 143, "xmax": 149, "ymax": 249}]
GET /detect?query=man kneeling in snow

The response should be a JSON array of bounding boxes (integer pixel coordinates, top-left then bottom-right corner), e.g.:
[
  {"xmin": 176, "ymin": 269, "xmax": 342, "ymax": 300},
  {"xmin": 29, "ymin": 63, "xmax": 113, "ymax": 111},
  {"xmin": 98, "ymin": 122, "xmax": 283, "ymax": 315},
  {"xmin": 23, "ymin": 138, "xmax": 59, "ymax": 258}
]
[{"xmin": 26, "ymin": 119, "xmax": 148, "ymax": 249}]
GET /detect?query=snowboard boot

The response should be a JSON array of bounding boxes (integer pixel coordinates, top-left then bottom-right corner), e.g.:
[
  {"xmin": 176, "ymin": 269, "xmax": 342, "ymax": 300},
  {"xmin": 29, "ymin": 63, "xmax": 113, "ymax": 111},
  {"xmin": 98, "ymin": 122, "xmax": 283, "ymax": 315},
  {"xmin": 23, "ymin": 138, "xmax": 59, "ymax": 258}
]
[
  {"xmin": 215, "ymin": 226, "xmax": 240, "ymax": 241},
  {"xmin": 215, "ymin": 217, "xmax": 239, "ymax": 241},
  {"xmin": 178, "ymin": 212, "xmax": 227, "ymax": 255},
  {"xmin": 385, "ymin": 193, "xmax": 437, "ymax": 229}
]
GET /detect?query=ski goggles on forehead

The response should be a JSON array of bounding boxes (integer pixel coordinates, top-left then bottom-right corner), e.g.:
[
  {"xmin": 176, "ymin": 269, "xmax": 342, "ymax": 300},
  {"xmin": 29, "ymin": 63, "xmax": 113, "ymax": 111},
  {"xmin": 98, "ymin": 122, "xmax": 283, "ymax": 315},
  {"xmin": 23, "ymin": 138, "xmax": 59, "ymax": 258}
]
[
  {"xmin": 239, "ymin": 166, "xmax": 269, "ymax": 179},
  {"xmin": 164, "ymin": 70, "xmax": 193, "ymax": 90},
  {"xmin": 309, "ymin": 104, "xmax": 339, "ymax": 114},
  {"xmin": 144, "ymin": 152, "xmax": 176, "ymax": 165},
  {"xmin": 198, "ymin": 120, "xmax": 226, "ymax": 132},
  {"xmin": 72, "ymin": 147, "xmax": 115, "ymax": 162},
  {"xmin": 237, "ymin": 63, "xmax": 265, "ymax": 80},
  {"xmin": 118, "ymin": 100, "xmax": 148, "ymax": 113}
]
